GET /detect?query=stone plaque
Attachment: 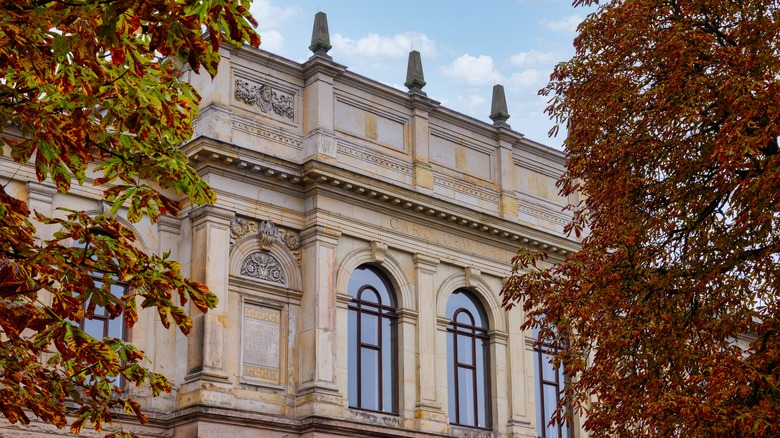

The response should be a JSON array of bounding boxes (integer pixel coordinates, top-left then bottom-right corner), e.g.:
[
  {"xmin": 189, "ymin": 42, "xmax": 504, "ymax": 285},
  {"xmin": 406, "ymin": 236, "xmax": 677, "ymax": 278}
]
[{"xmin": 242, "ymin": 304, "xmax": 281, "ymax": 384}]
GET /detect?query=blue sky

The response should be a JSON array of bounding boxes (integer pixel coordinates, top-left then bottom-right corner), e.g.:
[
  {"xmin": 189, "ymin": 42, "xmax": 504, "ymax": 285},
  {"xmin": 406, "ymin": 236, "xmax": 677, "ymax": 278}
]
[{"xmin": 248, "ymin": 0, "xmax": 592, "ymax": 148}]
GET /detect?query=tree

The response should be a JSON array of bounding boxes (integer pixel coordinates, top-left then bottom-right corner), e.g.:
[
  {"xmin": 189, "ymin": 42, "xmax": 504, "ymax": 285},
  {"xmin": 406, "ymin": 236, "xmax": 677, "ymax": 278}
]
[
  {"xmin": 502, "ymin": 0, "xmax": 780, "ymax": 436},
  {"xmin": 0, "ymin": 1, "xmax": 259, "ymax": 436}
]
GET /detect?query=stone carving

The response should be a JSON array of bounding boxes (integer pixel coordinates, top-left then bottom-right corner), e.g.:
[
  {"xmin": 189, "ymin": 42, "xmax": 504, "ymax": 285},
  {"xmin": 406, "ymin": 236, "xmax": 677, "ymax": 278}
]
[
  {"xmin": 230, "ymin": 217, "xmax": 302, "ymax": 267},
  {"xmin": 240, "ymin": 251, "xmax": 286, "ymax": 284},
  {"xmin": 231, "ymin": 217, "xmax": 258, "ymax": 241},
  {"xmin": 234, "ymin": 79, "xmax": 295, "ymax": 121}
]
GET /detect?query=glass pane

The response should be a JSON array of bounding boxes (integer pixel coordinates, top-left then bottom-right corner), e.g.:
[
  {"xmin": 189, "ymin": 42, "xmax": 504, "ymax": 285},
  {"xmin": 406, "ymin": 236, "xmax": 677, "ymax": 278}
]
[
  {"xmin": 535, "ymin": 352, "xmax": 544, "ymax": 437},
  {"xmin": 447, "ymin": 331, "xmax": 456, "ymax": 421},
  {"xmin": 544, "ymin": 384, "xmax": 560, "ymax": 438},
  {"xmin": 360, "ymin": 287, "xmax": 380, "ymax": 304},
  {"xmin": 456, "ymin": 310, "xmax": 474, "ymax": 326},
  {"xmin": 92, "ymin": 304, "xmax": 107, "ymax": 318},
  {"xmin": 84, "ymin": 319, "xmax": 105, "ymax": 339},
  {"xmin": 111, "ymin": 283, "xmax": 127, "ymax": 298},
  {"xmin": 381, "ymin": 317, "xmax": 395, "ymax": 412},
  {"xmin": 361, "ymin": 313, "xmax": 379, "ymax": 346},
  {"xmin": 349, "ymin": 266, "xmax": 394, "ymax": 306},
  {"xmin": 446, "ymin": 289, "xmax": 486, "ymax": 328},
  {"xmin": 542, "ymin": 352, "xmax": 557, "ymax": 382},
  {"xmin": 457, "ymin": 367, "xmax": 476, "ymax": 426},
  {"xmin": 108, "ymin": 319, "xmax": 123, "ymax": 339},
  {"xmin": 476, "ymin": 338, "xmax": 489, "ymax": 428},
  {"xmin": 457, "ymin": 334, "xmax": 473, "ymax": 365},
  {"xmin": 348, "ymin": 310, "xmax": 358, "ymax": 405},
  {"xmin": 361, "ymin": 348, "xmax": 379, "ymax": 411}
]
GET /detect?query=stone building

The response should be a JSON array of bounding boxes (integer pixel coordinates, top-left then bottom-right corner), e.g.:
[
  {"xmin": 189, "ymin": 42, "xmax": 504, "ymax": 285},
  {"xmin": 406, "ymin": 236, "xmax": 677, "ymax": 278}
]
[{"xmin": 0, "ymin": 12, "xmax": 583, "ymax": 438}]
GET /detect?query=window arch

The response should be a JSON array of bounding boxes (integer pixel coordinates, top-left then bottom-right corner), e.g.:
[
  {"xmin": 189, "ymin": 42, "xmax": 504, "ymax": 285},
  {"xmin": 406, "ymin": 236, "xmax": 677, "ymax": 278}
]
[
  {"xmin": 347, "ymin": 265, "xmax": 397, "ymax": 413},
  {"xmin": 446, "ymin": 289, "xmax": 490, "ymax": 428}
]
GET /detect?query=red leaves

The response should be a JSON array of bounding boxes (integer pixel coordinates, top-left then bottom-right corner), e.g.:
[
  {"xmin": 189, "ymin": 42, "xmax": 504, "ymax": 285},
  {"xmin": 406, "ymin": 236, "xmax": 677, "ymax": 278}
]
[{"xmin": 506, "ymin": 0, "xmax": 780, "ymax": 436}]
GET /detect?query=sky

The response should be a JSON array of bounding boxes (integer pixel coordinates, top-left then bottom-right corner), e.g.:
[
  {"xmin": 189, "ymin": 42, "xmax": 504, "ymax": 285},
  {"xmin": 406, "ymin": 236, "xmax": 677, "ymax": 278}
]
[{"xmin": 248, "ymin": 0, "xmax": 594, "ymax": 149}]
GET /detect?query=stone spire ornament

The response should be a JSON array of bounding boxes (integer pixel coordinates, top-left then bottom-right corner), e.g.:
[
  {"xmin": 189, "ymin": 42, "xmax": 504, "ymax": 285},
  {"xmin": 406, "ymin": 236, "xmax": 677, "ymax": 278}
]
[
  {"xmin": 404, "ymin": 50, "xmax": 426, "ymax": 96},
  {"xmin": 309, "ymin": 11, "xmax": 332, "ymax": 59},
  {"xmin": 489, "ymin": 84, "xmax": 511, "ymax": 128}
]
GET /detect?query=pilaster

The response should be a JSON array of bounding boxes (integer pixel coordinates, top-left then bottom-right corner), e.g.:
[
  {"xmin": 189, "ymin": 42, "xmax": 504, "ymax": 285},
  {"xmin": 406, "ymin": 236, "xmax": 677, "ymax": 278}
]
[
  {"xmin": 296, "ymin": 224, "xmax": 343, "ymax": 418},
  {"xmin": 496, "ymin": 128, "xmax": 523, "ymax": 220},
  {"xmin": 186, "ymin": 205, "xmax": 234, "ymax": 381},
  {"xmin": 407, "ymin": 95, "xmax": 440, "ymax": 192},
  {"xmin": 413, "ymin": 253, "xmax": 448, "ymax": 432},
  {"xmin": 301, "ymin": 57, "xmax": 346, "ymax": 163}
]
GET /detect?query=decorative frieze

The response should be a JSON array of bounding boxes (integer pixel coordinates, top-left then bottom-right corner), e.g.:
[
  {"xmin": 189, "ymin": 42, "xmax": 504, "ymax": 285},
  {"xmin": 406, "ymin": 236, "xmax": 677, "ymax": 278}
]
[{"xmin": 234, "ymin": 79, "xmax": 295, "ymax": 121}]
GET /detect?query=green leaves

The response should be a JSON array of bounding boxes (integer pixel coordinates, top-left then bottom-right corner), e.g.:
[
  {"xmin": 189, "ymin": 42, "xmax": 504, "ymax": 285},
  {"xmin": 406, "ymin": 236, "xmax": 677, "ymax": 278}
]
[{"xmin": 0, "ymin": 0, "xmax": 258, "ymax": 436}]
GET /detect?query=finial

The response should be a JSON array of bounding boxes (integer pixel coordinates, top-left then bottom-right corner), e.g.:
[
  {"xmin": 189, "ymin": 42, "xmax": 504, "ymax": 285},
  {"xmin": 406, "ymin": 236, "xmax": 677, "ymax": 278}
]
[
  {"xmin": 404, "ymin": 50, "xmax": 426, "ymax": 96},
  {"xmin": 309, "ymin": 11, "xmax": 332, "ymax": 59},
  {"xmin": 489, "ymin": 84, "xmax": 510, "ymax": 128}
]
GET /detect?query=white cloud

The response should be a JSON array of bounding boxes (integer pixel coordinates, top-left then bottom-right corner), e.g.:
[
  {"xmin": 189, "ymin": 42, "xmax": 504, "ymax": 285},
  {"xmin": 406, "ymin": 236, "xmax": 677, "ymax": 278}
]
[
  {"xmin": 249, "ymin": 0, "xmax": 299, "ymax": 31},
  {"xmin": 509, "ymin": 69, "xmax": 548, "ymax": 90},
  {"xmin": 538, "ymin": 14, "xmax": 584, "ymax": 34},
  {"xmin": 508, "ymin": 50, "xmax": 560, "ymax": 68},
  {"xmin": 259, "ymin": 30, "xmax": 284, "ymax": 53},
  {"xmin": 331, "ymin": 32, "xmax": 438, "ymax": 59},
  {"xmin": 441, "ymin": 54, "xmax": 504, "ymax": 87}
]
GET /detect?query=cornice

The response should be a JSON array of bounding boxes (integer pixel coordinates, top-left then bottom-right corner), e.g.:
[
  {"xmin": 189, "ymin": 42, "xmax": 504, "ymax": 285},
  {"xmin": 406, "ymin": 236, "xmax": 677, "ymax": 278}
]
[{"xmin": 181, "ymin": 142, "xmax": 580, "ymax": 257}]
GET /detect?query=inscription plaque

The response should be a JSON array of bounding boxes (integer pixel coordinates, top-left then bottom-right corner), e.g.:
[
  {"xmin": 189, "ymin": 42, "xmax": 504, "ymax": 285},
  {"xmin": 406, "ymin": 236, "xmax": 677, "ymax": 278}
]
[{"xmin": 242, "ymin": 304, "xmax": 281, "ymax": 384}]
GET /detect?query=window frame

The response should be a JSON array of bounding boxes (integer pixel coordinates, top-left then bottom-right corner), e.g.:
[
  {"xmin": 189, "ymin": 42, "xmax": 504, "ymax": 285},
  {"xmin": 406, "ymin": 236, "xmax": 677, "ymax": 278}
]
[
  {"xmin": 446, "ymin": 289, "xmax": 491, "ymax": 429},
  {"xmin": 347, "ymin": 265, "xmax": 398, "ymax": 414},
  {"xmin": 533, "ymin": 334, "xmax": 573, "ymax": 438}
]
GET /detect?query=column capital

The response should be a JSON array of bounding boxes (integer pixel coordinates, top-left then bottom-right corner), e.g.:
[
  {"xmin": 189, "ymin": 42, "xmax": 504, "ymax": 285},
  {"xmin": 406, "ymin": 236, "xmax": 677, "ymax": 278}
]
[
  {"xmin": 189, "ymin": 205, "xmax": 235, "ymax": 226},
  {"xmin": 300, "ymin": 224, "xmax": 341, "ymax": 246},
  {"xmin": 26, "ymin": 181, "xmax": 58, "ymax": 203}
]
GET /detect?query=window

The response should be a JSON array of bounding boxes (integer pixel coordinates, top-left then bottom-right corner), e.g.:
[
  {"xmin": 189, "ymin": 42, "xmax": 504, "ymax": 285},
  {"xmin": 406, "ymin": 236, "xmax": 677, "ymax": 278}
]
[
  {"xmin": 446, "ymin": 289, "xmax": 490, "ymax": 428},
  {"xmin": 81, "ymin": 279, "xmax": 127, "ymax": 341},
  {"xmin": 347, "ymin": 265, "xmax": 397, "ymax": 413},
  {"xmin": 534, "ymin": 328, "xmax": 571, "ymax": 438}
]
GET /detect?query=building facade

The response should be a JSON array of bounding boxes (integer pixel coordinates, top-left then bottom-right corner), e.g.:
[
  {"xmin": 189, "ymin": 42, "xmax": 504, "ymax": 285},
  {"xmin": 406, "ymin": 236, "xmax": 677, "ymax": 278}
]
[{"xmin": 0, "ymin": 13, "xmax": 583, "ymax": 438}]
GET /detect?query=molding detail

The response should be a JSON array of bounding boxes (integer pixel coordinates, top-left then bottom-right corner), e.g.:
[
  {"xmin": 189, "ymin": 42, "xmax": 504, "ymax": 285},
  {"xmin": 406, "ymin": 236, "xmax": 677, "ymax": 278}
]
[
  {"xmin": 336, "ymin": 141, "xmax": 412, "ymax": 175},
  {"xmin": 433, "ymin": 173, "xmax": 499, "ymax": 204},
  {"xmin": 240, "ymin": 251, "xmax": 286, "ymax": 285},
  {"xmin": 234, "ymin": 79, "xmax": 295, "ymax": 121}
]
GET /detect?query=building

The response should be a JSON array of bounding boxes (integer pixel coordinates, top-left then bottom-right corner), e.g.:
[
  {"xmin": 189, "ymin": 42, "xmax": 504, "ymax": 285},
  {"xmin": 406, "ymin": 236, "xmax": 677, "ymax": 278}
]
[{"xmin": 0, "ymin": 12, "xmax": 583, "ymax": 438}]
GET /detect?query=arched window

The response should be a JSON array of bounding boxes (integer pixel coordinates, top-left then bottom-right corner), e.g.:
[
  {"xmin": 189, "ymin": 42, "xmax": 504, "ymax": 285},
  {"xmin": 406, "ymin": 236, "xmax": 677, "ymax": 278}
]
[
  {"xmin": 347, "ymin": 265, "xmax": 397, "ymax": 413},
  {"xmin": 534, "ymin": 327, "xmax": 571, "ymax": 438},
  {"xmin": 446, "ymin": 289, "xmax": 490, "ymax": 428}
]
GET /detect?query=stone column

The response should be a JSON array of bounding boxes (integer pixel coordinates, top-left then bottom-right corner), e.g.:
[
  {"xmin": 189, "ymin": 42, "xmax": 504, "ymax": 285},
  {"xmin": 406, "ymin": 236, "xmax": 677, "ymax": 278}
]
[
  {"xmin": 186, "ymin": 205, "xmax": 234, "ymax": 381},
  {"xmin": 297, "ymin": 224, "xmax": 343, "ymax": 417},
  {"xmin": 413, "ymin": 253, "xmax": 447, "ymax": 431}
]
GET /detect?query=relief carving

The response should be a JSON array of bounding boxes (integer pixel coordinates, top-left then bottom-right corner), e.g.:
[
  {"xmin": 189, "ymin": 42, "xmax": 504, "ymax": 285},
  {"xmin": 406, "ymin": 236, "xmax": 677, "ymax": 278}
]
[
  {"xmin": 230, "ymin": 217, "xmax": 302, "ymax": 267},
  {"xmin": 240, "ymin": 251, "xmax": 286, "ymax": 285},
  {"xmin": 234, "ymin": 79, "xmax": 294, "ymax": 121}
]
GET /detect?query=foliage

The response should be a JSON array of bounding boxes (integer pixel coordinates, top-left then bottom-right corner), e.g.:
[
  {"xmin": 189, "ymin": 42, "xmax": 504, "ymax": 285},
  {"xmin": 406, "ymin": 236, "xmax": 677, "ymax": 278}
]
[
  {"xmin": 502, "ymin": 0, "xmax": 780, "ymax": 436},
  {"xmin": 0, "ymin": 0, "xmax": 259, "ymax": 436}
]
